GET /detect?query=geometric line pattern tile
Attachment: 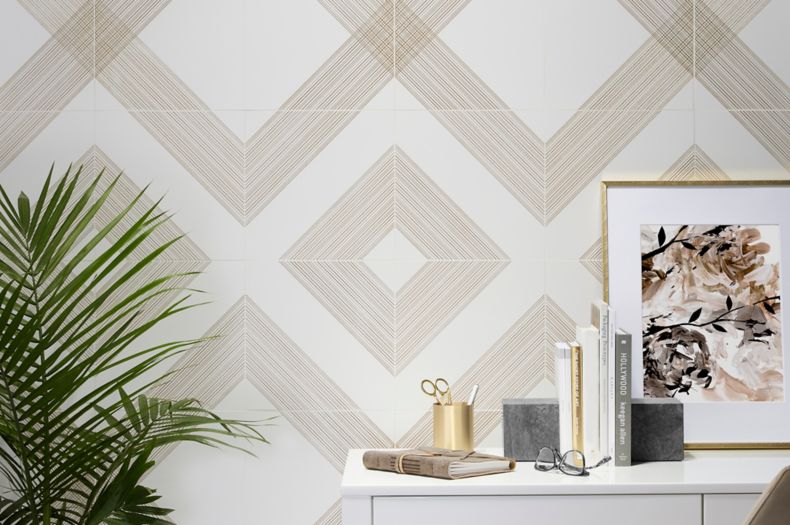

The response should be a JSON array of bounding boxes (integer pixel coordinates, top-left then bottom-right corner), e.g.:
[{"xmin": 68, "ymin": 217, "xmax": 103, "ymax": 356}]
[
  {"xmin": 99, "ymin": 42, "xmax": 246, "ymax": 218},
  {"xmin": 396, "ymin": 295, "xmax": 575, "ymax": 448},
  {"xmin": 659, "ymin": 145, "xmax": 731, "ymax": 182},
  {"xmin": 315, "ymin": 501, "xmax": 341, "ymax": 525},
  {"xmin": 149, "ymin": 296, "xmax": 392, "ymax": 473},
  {"xmin": 0, "ymin": 0, "xmax": 93, "ymax": 170},
  {"xmin": 546, "ymin": 0, "xmax": 695, "ymax": 222},
  {"xmin": 73, "ymin": 146, "xmax": 209, "ymax": 327},
  {"xmin": 580, "ymin": 144, "xmax": 730, "ymax": 282},
  {"xmin": 579, "ymin": 241, "xmax": 605, "ymax": 284},
  {"xmin": 624, "ymin": 0, "xmax": 790, "ymax": 171},
  {"xmin": 1, "ymin": 0, "xmax": 166, "ymax": 171},
  {"xmin": 0, "ymin": 2, "xmax": 786, "ymax": 523},
  {"xmin": 7, "ymin": 0, "xmax": 782, "ymax": 230},
  {"xmin": 245, "ymin": 296, "xmax": 393, "ymax": 471},
  {"xmin": 282, "ymin": 147, "xmax": 508, "ymax": 374},
  {"xmin": 146, "ymin": 299, "xmax": 246, "ymax": 411}
]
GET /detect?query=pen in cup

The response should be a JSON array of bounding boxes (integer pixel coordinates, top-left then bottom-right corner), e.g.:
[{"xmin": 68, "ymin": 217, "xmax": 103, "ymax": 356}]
[{"xmin": 467, "ymin": 384, "xmax": 479, "ymax": 405}]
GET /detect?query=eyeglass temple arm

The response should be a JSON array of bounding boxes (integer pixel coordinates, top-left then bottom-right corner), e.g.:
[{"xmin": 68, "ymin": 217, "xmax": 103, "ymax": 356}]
[{"xmin": 588, "ymin": 455, "xmax": 612, "ymax": 470}]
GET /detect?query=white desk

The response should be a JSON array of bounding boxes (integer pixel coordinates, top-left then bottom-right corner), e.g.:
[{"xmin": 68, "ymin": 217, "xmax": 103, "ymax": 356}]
[{"xmin": 341, "ymin": 449, "xmax": 790, "ymax": 525}]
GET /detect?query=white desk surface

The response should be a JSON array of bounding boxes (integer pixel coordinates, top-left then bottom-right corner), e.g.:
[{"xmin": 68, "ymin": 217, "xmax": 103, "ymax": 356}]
[{"xmin": 341, "ymin": 449, "xmax": 790, "ymax": 496}]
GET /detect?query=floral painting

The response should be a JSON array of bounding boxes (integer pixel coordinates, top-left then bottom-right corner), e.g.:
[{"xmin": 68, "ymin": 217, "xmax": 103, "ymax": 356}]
[{"xmin": 641, "ymin": 224, "xmax": 783, "ymax": 402}]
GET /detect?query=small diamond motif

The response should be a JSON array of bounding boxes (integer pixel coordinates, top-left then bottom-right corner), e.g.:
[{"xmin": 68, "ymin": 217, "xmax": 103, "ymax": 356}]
[{"xmin": 363, "ymin": 228, "xmax": 427, "ymax": 292}]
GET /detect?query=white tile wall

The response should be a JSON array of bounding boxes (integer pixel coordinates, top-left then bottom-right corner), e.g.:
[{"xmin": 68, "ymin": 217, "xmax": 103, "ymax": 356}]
[{"xmin": 0, "ymin": 1, "xmax": 788, "ymax": 523}]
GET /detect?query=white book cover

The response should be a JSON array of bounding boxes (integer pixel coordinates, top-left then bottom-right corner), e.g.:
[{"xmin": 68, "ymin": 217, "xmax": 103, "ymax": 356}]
[
  {"xmin": 554, "ymin": 342, "xmax": 572, "ymax": 453},
  {"xmin": 606, "ymin": 307, "xmax": 616, "ymax": 457},
  {"xmin": 576, "ymin": 325, "xmax": 601, "ymax": 462},
  {"xmin": 591, "ymin": 300, "xmax": 610, "ymax": 458}
]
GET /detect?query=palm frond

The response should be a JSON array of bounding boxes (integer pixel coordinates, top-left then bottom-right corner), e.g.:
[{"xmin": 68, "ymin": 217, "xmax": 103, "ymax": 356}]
[{"xmin": 0, "ymin": 166, "xmax": 269, "ymax": 525}]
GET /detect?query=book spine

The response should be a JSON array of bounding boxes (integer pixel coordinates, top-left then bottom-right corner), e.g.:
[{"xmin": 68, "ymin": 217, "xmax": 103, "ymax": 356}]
[
  {"xmin": 577, "ymin": 326, "xmax": 600, "ymax": 461},
  {"xmin": 598, "ymin": 306, "xmax": 609, "ymax": 460},
  {"xmin": 555, "ymin": 343, "xmax": 572, "ymax": 452},
  {"xmin": 607, "ymin": 308, "xmax": 616, "ymax": 458},
  {"xmin": 615, "ymin": 333, "xmax": 632, "ymax": 466},
  {"xmin": 570, "ymin": 342, "xmax": 584, "ymax": 454}
]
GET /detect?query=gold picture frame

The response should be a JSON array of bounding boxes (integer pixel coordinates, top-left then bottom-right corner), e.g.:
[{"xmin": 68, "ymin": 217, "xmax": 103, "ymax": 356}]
[{"xmin": 601, "ymin": 179, "xmax": 790, "ymax": 450}]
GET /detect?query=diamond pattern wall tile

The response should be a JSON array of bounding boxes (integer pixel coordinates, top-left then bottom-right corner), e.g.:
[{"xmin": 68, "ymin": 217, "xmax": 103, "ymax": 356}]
[
  {"xmin": 282, "ymin": 147, "xmax": 508, "ymax": 374},
  {"xmin": 1, "ymin": 1, "xmax": 788, "ymax": 523}
]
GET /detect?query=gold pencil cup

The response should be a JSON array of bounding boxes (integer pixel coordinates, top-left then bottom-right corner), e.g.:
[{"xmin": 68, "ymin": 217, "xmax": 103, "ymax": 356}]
[{"xmin": 432, "ymin": 402, "xmax": 474, "ymax": 451}]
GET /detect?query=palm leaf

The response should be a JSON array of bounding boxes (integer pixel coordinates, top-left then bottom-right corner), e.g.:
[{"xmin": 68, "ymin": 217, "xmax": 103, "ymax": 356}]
[{"xmin": 0, "ymin": 166, "xmax": 269, "ymax": 524}]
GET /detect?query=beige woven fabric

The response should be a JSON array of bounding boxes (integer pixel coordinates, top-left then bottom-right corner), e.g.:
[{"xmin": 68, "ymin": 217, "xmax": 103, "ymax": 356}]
[{"xmin": 743, "ymin": 466, "xmax": 790, "ymax": 525}]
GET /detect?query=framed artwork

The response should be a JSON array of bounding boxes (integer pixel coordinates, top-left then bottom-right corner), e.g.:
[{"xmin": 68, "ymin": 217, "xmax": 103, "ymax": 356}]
[{"xmin": 602, "ymin": 180, "xmax": 790, "ymax": 449}]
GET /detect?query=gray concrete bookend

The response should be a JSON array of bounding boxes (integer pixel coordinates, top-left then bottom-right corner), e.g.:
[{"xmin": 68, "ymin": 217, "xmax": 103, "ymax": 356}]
[
  {"xmin": 502, "ymin": 397, "xmax": 684, "ymax": 462},
  {"xmin": 632, "ymin": 398, "xmax": 684, "ymax": 462},
  {"xmin": 502, "ymin": 398, "xmax": 559, "ymax": 461}
]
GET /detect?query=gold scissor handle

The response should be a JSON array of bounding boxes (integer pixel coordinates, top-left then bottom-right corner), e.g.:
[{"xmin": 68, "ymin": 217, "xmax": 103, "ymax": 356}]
[{"xmin": 421, "ymin": 378, "xmax": 452, "ymax": 405}]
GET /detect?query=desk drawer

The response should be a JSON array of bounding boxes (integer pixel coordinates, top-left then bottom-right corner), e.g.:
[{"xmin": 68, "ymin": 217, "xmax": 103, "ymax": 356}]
[
  {"xmin": 373, "ymin": 494, "xmax": 701, "ymax": 525},
  {"xmin": 703, "ymin": 494, "xmax": 760, "ymax": 525}
]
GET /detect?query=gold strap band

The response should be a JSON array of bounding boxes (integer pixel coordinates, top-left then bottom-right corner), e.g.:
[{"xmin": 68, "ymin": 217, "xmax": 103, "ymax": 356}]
[
  {"xmin": 396, "ymin": 451, "xmax": 439, "ymax": 474},
  {"xmin": 396, "ymin": 453, "xmax": 407, "ymax": 474}
]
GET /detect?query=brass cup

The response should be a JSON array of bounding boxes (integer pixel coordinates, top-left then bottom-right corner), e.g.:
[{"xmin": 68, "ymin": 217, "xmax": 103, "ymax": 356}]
[{"xmin": 432, "ymin": 402, "xmax": 474, "ymax": 451}]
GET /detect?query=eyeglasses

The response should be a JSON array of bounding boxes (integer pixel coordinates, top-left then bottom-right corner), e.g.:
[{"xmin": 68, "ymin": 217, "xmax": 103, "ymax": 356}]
[{"xmin": 534, "ymin": 447, "xmax": 611, "ymax": 476}]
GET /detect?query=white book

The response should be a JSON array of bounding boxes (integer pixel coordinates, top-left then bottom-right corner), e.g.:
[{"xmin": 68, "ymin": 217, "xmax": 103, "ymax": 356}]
[
  {"xmin": 576, "ymin": 325, "xmax": 601, "ymax": 462},
  {"xmin": 554, "ymin": 342, "xmax": 572, "ymax": 453},
  {"xmin": 607, "ymin": 308, "xmax": 616, "ymax": 457},
  {"xmin": 591, "ymin": 301, "xmax": 608, "ymax": 458},
  {"xmin": 591, "ymin": 300, "xmax": 616, "ymax": 459}
]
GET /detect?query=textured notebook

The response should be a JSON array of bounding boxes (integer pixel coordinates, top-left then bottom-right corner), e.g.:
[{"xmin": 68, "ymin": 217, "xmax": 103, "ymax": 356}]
[{"xmin": 363, "ymin": 448, "xmax": 516, "ymax": 480}]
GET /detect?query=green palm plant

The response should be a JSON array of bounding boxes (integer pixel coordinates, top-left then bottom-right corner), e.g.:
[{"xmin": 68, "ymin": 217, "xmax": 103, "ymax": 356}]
[{"xmin": 0, "ymin": 166, "xmax": 267, "ymax": 525}]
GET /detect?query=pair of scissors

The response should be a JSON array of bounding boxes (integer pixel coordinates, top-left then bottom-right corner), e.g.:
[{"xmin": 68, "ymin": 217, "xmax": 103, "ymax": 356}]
[{"xmin": 421, "ymin": 378, "xmax": 452, "ymax": 405}]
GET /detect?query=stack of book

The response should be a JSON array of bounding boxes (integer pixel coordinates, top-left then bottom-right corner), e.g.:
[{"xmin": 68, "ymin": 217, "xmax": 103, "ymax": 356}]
[{"xmin": 555, "ymin": 301, "xmax": 633, "ymax": 466}]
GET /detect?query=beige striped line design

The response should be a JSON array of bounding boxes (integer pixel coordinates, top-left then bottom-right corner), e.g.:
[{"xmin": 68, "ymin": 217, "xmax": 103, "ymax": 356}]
[
  {"xmin": 546, "ymin": 0, "xmax": 694, "ymax": 223},
  {"xmin": 147, "ymin": 300, "xmax": 246, "ymax": 409},
  {"xmin": 393, "ymin": 4, "xmax": 545, "ymax": 221},
  {"xmin": 144, "ymin": 300, "xmax": 246, "ymax": 465},
  {"xmin": 73, "ymin": 146, "xmax": 209, "ymax": 329},
  {"xmin": 320, "ymin": 0, "xmax": 393, "ymax": 71},
  {"xmin": 8, "ymin": 0, "xmax": 93, "ymax": 101},
  {"xmin": 149, "ymin": 296, "xmax": 392, "ymax": 473},
  {"xmin": 579, "ymin": 241, "xmax": 604, "ymax": 284},
  {"xmin": 314, "ymin": 500, "xmax": 341, "ymax": 525},
  {"xmin": 19, "ymin": 0, "xmax": 399, "ymax": 224},
  {"xmin": 75, "ymin": 146, "xmax": 209, "ymax": 263},
  {"xmin": 284, "ymin": 150, "xmax": 395, "ymax": 369},
  {"xmin": 659, "ymin": 145, "xmax": 730, "ymax": 182},
  {"xmin": 395, "ymin": 0, "xmax": 471, "ymax": 71},
  {"xmin": 12, "ymin": 0, "xmax": 785, "ymax": 231},
  {"xmin": 97, "ymin": 39, "xmax": 246, "ymax": 218},
  {"xmin": 244, "ymin": 296, "xmax": 393, "ymax": 471},
  {"xmin": 581, "ymin": 145, "xmax": 729, "ymax": 282},
  {"xmin": 283, "ymin": 147, "xmax": 507, "ymax": 374},
  {"xmin": 395, "ymin": 149, "xmax": 508, "ymax": 368},
  {"xmin": 19, "ymin": 0, "xmax": 246, "ymax": 220},
  {"xmin": 0, "ymin": 1, "xmax": 167, "ymax": 173},
  {"xmin": 95, "ymin": 0, "xmax": 173, "ymax": 73},
  {"xmin": 322, "ymin": 0, "xmax": 469, "ymax": 69},
  {"xmin": 326, "ymin": 0, "xmax": 693, "ymax": 227},
  {"xmin": 623, "ymin": 0, "xmax": 787, "ymax": 171},
  {"xmin": 694, "ymin": 2, "xmax": 790, "ymax": 170},
  {"xmin": 244, "ymin": 2, "xmax": 398, "ymax": 221},
  {"xmin": 3, "ymin": 0, "xmax": 93, "ymax": 105},
  {"xmin": 397, "ymin": 295, "xmax": 575, "ymax": 447},
  {"xmin": 0, "ymin": 1, "xmax": 92, "ymax": 172},
  {"xmin": 618, "ymin": 0, "xmax": 694, "ymax": 73},
  {"xmin": 321, "ymin": 0, "xmax": 547, "ymax": 224}
]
